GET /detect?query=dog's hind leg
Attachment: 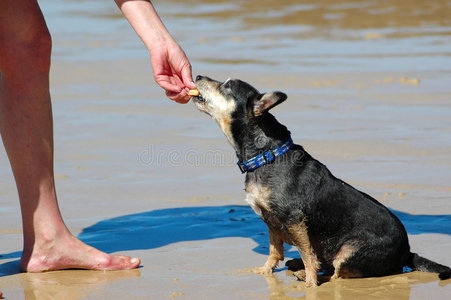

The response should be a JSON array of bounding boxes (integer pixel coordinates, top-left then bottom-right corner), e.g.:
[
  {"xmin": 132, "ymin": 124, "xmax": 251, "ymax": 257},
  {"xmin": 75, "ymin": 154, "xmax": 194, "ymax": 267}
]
[
  {"xmin": 330, "ymin": 242, "xmax": 361, "ymax": 280},
  {"xmin": 257, "ymin": 228, "xmax": 284, "ymax": 275},
  {"xmin": 287, "ymin": 221, "xmax": 320, "ymax": 287}
]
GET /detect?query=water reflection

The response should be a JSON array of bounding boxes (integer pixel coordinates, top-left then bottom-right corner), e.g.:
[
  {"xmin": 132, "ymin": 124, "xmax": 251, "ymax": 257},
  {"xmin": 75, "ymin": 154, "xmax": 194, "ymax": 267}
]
[
  {"xmin": 22, "ymin": 269, "xmax": 140, "ymax": 300},
  {"xmin": 260, "ymin": 270, "xmax": 443, "ymax": 300}
]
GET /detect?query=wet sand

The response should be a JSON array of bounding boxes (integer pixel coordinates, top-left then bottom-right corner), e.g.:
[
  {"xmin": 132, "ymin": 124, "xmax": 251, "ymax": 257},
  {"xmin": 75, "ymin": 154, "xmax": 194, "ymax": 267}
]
[{"xmin": 1, "ymin": 0, "xmax": 451, "ymax": 299}]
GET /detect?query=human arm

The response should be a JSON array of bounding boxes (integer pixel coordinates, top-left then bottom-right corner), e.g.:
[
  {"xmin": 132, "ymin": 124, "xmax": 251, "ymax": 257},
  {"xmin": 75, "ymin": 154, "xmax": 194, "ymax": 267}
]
[{"xmin": 114, "ymin": 0, "xmax": 195, "ymax": 103}]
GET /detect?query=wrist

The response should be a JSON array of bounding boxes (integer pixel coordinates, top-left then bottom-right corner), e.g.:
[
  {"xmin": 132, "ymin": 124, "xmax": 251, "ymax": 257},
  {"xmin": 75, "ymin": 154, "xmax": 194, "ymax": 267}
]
[
  {"xmin": 116, "ymin": 0, "xmax": 173, "ymax": 53},
  {"xmin": 145, "ymin": 31, "xmax": 174, "ymax": 55}
]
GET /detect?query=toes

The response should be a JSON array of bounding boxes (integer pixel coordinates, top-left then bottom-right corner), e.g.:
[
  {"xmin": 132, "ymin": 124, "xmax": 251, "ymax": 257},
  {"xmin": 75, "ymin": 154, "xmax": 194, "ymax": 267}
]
[
  {"xmin": 20, "ymin": 233, "xmax": 141, "ymax": 272},
  {"xmin": 101, "ymin": 255, "xmax": 140, "ymax": 271},
  {"xmin": 129, "ymin": 257, "xmax": 140, "ymax": 269}
]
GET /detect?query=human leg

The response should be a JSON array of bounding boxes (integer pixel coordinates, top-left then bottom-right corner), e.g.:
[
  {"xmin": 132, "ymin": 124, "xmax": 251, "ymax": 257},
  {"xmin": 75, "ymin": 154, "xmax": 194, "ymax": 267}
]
[{"xmin": 0, "ymin": 0, "xmax": 139, "ymax": 272}]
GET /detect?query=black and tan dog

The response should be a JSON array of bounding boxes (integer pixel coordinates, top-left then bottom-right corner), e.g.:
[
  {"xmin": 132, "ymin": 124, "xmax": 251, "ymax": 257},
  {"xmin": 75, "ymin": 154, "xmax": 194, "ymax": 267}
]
[{"xmin": 191, "ymin": 75, "xmax": 451, "ymax": 287}]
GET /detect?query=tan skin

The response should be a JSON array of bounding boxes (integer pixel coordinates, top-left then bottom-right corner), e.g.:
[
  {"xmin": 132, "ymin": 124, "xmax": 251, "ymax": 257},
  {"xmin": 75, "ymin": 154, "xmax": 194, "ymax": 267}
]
[
  {"xmin": 115, "ymin": 0, "xmax": 196, "ymax": 102},
  {"xmin": 0, "ymin": 0, "xmax": 195, "ymax": 287}
]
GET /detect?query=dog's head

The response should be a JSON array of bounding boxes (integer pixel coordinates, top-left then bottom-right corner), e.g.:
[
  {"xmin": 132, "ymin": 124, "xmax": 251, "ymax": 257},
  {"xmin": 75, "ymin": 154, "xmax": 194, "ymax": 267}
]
[{"xmin": 192, "ymin": 75, "xmax": 287, "ymax": 148}]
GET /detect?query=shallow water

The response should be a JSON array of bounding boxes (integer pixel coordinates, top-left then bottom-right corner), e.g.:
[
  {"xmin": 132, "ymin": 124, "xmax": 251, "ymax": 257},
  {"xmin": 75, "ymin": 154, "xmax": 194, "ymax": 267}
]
[{"xmin": 41, "ymin": 0, "xmax": 451, "ymax": 72}]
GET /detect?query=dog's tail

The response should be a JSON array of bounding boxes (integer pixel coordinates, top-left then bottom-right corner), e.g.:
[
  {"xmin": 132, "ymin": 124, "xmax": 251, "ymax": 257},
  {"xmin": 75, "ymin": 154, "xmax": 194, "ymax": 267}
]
[{"xmin": 407, "ymin": 252, "xmax": 451, "ymax": 280}]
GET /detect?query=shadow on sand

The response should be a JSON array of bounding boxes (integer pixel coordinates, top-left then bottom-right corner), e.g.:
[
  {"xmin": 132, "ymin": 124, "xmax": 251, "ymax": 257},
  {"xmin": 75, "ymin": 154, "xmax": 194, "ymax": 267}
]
[
  {"xmin": 1, "ymin": 205, "xmax": 450, "ymax": 276},
  {"xmin": 78, "ymin": 206, "xmax": 451, "ymax": 252}
]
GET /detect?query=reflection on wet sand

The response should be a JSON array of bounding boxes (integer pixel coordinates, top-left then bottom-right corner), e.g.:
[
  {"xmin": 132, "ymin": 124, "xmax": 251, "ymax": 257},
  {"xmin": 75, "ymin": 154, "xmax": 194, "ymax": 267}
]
[
  {"xmin": 21, "ymin": 269, "xmax": 140, "ymax": 300},
  {"xmin": 261, "ymin": 270, "xmax": 448, "ymax": 300}
]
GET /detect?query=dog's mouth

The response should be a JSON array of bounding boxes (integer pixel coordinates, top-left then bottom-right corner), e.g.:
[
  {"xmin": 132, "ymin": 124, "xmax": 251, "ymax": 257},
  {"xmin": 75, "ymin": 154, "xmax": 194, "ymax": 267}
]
[
  {"xmin": 191, "ymin": 91, "xmax": 211, "ymax": 114},
  {"xmin": 191, "ymin": 93, "xmax": 205, "ymax": 103}
]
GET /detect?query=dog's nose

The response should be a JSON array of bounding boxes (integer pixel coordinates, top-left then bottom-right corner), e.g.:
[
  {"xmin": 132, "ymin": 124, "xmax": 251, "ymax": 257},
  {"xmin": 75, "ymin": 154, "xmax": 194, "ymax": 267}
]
[{"xmin": 196, "ymin": 75, "xmax": 203, "ymax": 81}]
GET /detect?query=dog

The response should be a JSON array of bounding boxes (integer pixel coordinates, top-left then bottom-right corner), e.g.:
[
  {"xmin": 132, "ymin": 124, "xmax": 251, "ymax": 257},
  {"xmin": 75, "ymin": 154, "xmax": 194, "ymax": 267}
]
[{"xmin": 191, "ymin": 75, "xmax": 451, "ymax": 287}]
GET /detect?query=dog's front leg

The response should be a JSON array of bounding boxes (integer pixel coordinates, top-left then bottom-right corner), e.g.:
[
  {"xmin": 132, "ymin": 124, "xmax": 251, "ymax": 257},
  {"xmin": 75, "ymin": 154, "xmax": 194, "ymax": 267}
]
[
  {"xmin": 287, "ymin": 222, "xmax": 319, "ymax": 287},
  {"xmin": 256, "ymin": 228, "xmax": 284, "ymax": 275}
]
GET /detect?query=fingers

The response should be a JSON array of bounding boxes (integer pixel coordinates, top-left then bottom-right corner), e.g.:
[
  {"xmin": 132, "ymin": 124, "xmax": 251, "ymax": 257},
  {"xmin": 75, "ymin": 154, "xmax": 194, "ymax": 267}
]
[
  {"xmin": 151, "ymin": 49, "xmax": 194, "ymax": 103},
  {"xmin": 159, "ymin": 80, "xmax": 190, "ymax": 103},
  {"xmin": 173, "ymin": 66, "xmax": 194, "ymax": 103},
  {"xmin": 165, "ymin": 89, "xmax": 190, "ymax": 104},
  {"xmin": 156, "ymin": 76, "xmax": 182, "ymax": 93},
  {"xmin": 155, "ymin": 70, "xmax": 193, "ymax": 103},
  {"xmin": 156, "ymin": 80, "xmax": 190, "ymax": 103}
]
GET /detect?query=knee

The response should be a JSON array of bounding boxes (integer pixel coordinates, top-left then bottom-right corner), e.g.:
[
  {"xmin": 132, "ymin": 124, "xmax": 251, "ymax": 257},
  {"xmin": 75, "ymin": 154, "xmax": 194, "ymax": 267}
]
[{"xmin": 0, "ymin": 25, "xmax": 52, "ymax": 74}]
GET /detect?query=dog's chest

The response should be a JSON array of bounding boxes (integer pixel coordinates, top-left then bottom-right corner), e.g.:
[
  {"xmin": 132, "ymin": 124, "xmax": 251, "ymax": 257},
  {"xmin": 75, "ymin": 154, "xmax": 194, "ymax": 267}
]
[
  {"xmin": 245, "ymin": 181, "xmax": 272, "ymax": 218},
  {"xmin": 245, "ymin": 180, "xmax": 295, "ymax": 245}
]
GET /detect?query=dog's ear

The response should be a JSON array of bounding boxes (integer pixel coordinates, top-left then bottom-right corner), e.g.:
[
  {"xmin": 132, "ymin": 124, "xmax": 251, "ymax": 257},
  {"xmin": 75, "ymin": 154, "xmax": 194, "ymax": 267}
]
[{"xmin": 253, "ymin": 91, "xmax": 287, "ymax": 116}]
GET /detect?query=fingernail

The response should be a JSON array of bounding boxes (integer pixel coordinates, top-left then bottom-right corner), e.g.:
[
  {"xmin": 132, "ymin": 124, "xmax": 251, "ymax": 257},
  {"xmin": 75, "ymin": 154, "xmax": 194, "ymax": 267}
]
[{"xmin": 131, "ymin": 258, "xmax": 139, "ymax": 264}]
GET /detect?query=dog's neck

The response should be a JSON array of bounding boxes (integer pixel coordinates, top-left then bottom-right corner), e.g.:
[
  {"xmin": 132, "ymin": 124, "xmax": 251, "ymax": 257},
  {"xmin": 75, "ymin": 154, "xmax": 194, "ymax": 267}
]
[{"xmin": 232, "ymin": 113, "xmax": 291, "ymax": 162}]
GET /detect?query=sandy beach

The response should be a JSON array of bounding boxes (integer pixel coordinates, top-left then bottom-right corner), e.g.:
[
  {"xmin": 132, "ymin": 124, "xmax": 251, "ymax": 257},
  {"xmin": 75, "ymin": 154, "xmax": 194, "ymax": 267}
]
[{"xmin": 1, "ymin": 0, "xmax": 451, "ymax": 299}]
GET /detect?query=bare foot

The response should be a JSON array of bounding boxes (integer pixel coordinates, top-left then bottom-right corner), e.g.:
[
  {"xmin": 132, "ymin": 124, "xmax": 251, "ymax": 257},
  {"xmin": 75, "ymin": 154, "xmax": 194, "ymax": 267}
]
[{"xmin": 21, "ymin": 232, "xmax": 140, "ymax": 272}]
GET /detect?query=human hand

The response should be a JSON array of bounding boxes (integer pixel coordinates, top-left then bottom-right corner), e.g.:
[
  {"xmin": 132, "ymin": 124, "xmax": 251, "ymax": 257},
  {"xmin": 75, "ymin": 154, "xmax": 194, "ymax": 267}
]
[
  {"xmin": 150, "ymin": 40, "xmax": 196, "ymax": 104},
  {"xmin": 114, "ymin": 0, "xmax": 195, "ymax": 103}
]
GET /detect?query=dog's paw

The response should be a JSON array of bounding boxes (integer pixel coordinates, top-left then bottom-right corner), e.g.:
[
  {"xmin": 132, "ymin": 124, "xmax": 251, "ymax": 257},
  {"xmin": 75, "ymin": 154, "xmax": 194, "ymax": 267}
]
[
  {"xmin": 293, "ymin": 270, "xmax": 306, "ymax": 281},
  {"xmin": 330, "ymin": 273, "xmax": 339, "ymax": 281},
  {"xmin": 293, "ymin": 270, "xmax": 319, "ymax": 287},
  {"xmin": 305, "ymin": 279, "xmax": 319, "ymax": 288},
  {"xmin": 253, "ymin": 266, "xmax": 274, "ymax": 275}
]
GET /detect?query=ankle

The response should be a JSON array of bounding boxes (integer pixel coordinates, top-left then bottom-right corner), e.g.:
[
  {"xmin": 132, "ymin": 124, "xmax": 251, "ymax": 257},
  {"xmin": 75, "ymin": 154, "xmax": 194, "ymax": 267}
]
[{"xmin": 22, "ymin": 224, "xmax": 70, "ymax": 258}]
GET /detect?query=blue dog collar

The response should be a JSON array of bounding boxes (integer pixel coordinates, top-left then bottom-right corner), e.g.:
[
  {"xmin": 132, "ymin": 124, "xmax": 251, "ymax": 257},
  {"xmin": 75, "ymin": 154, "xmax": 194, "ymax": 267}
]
[{"xmin": 237, "ymin": 137, "xmax": 294, "ymax": 173}]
